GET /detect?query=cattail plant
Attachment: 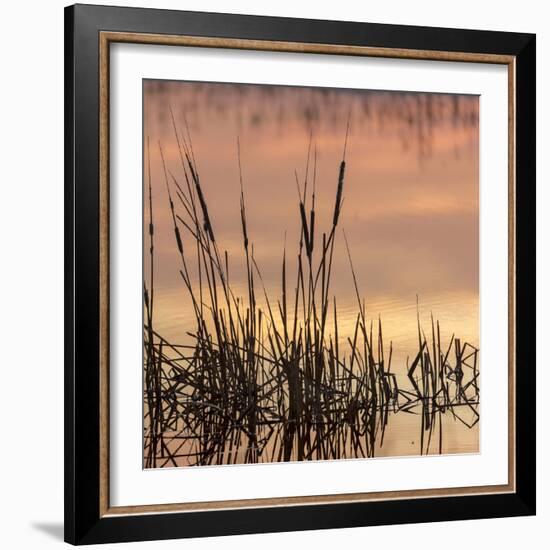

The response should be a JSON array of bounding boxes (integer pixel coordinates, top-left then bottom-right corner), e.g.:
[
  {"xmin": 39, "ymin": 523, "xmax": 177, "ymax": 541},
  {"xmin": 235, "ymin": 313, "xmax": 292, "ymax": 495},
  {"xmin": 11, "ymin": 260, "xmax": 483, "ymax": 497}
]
[{"xmin": 142, "ymin": 115, "xmax": 480, "ymax": 468}]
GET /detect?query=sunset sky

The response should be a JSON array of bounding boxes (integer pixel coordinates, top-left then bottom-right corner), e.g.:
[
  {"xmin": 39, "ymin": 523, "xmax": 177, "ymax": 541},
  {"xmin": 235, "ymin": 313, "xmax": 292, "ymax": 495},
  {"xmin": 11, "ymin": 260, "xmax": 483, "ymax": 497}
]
[{"xmin": 143, "ymin": 80, "xmax": 479, "ymax": 371}]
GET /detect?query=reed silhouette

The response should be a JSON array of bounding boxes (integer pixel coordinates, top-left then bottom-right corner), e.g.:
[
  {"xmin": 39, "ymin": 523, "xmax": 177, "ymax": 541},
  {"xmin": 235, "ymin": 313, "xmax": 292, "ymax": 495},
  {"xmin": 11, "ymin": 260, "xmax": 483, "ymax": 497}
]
[{"xmin": 143, "ymin": 116, "xmax": 479, "ymax": 468}]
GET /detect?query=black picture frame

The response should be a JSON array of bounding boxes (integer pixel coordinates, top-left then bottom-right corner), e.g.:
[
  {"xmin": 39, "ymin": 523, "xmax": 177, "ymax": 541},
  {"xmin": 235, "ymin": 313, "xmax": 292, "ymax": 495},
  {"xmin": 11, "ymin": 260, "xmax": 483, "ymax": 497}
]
[{"xmin": 65, "ymin": 3, "xmax": 536, "ymax": 545}]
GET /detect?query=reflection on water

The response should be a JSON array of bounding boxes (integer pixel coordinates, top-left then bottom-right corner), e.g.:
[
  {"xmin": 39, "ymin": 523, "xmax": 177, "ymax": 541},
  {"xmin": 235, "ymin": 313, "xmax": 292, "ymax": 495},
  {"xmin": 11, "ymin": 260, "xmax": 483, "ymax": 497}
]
[
  {"xmin": 154, "ymin": 409, "xmax": 478, "ymax": 468},
  {"xmin": 143, "ymin": 79, "xmax": 480, "ymax": 466},
  {"xmin": 151, "ymin": 286, "xmax": 478, "ymax": 377}
]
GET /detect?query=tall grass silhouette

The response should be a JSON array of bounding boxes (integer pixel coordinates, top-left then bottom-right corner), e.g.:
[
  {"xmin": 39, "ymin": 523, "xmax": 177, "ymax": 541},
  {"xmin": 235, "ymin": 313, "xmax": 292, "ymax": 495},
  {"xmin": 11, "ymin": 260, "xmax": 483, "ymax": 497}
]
[{"xmin": 143, "ymin": 115, "xmax": 479, "ymax": 468}]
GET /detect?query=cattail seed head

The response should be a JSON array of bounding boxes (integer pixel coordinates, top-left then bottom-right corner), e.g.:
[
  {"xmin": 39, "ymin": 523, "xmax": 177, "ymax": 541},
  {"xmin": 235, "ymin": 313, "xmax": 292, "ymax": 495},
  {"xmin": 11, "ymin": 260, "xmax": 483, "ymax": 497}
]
[
  {"xmin": 333, "ymin": 160, "xmax": 346, "ymax": 226},
  {"xmin": 174, "ymin": 226, "xmax": 183, "ymax": 254}
]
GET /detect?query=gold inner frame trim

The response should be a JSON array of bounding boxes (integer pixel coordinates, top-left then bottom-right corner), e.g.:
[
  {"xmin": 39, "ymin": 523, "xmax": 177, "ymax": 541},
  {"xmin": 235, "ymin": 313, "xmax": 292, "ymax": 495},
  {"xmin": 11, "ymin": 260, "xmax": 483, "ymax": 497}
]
[{"xmin": 98, "ymin": 31, "xmax": 516, "ymax": 518}]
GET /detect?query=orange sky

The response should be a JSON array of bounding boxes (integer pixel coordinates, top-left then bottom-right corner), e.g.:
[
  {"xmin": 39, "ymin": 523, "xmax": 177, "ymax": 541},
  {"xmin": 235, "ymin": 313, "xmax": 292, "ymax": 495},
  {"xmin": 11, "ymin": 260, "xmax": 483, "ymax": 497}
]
[{"xmin": 143, "ymin": 80, "xmax": 479, "ymax": 371}]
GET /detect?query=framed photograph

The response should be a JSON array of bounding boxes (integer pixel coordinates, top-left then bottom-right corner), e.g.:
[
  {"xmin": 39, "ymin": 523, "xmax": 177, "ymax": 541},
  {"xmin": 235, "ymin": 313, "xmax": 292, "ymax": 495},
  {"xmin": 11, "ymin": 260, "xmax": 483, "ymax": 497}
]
[{"xmin": 64, "ymin": 3, "xmax": 536, "ymax": 545}]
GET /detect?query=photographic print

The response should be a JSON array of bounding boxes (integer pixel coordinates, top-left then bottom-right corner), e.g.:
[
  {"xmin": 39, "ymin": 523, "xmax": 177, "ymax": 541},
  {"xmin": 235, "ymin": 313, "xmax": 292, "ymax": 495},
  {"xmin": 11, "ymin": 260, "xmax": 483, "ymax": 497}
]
[{"xmin": 142, "ymin": 80, "xmax": 480, "ymax": 469}]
